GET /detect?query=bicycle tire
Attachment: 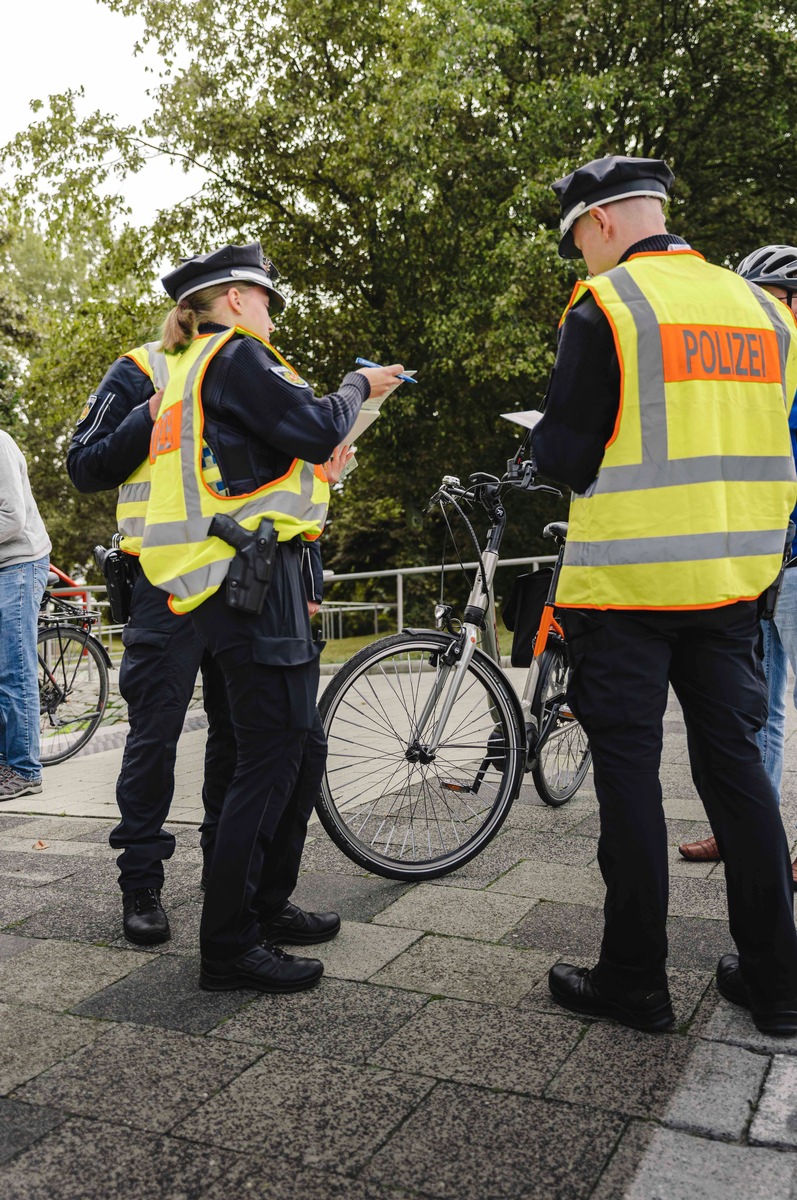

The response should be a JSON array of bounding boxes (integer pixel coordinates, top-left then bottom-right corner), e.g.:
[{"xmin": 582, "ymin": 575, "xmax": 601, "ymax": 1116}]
[
  {"xmin": 530, "ymin": 639, "xmax": 591, "ymax": 806},
  {"xmin": 317, "ymin": 630, "xmax": 525, "ymax": 880},
  {"xmin": 38, "ymin": 626, "xmax": 110, "ymax": 765}
]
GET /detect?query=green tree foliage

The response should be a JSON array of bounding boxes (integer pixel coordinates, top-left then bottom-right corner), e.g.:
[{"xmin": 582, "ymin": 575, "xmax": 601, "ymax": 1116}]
[{"xmin": 5, "ymin": 0, "xmax": 797, "ymax": 609}]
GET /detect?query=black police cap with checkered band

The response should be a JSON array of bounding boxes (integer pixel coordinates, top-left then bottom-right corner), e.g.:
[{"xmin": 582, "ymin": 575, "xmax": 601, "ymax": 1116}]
[
  {"xmin": 161, "ymin": 242, "xmax": 287, "ymax": 311},
  {"xmin": 552, "ymin": 155, "xmax": 674, "ymax": 259}
]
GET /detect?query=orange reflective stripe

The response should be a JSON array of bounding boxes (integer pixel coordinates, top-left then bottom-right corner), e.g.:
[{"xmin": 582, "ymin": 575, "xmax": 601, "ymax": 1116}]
[
  {"xmin": 150, "ymin": 402, "xmax": 182, "ymax": 462},
  {"xmin": 660, "ymin": 324, "xmax": 781, "ymax": 384}
]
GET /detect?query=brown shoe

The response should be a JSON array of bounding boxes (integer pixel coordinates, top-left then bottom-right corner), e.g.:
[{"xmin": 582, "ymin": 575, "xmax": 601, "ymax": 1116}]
[
  {"xmin": 792, "ymin": 858, "xmax": 797, "ymax": 890},
  {"xmin": 678, "ymin": 834, "xmax": 721, "ymax": 862}
]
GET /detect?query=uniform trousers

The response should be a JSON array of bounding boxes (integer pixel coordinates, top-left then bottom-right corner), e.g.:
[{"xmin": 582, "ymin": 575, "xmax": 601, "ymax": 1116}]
[
  {"xmin": 190, "ymin": 557, "xmax": 327, "ymax": 961},
  {"xmin": 562, "ymin": 600, "xmax": 797, "ymax": 1006},
  {"xmin": 110, "ymin": 567, "xmax": 234, "ymax": 891}
]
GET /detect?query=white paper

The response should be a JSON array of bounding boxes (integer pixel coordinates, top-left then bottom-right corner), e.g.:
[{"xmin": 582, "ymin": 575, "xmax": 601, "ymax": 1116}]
[
  {"xmin": 501, "ymin": 409, "xmax": 544, "ymax": 431},
  {"xmin": 346, "ymin": 407, "xmax": 381, "ymax": 441}
]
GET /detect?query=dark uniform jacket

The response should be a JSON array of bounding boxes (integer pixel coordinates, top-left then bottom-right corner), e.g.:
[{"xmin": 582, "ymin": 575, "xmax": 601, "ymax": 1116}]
[{"xmin": 66, "ymin": 323, "xmax": 365, "ymax": 601}]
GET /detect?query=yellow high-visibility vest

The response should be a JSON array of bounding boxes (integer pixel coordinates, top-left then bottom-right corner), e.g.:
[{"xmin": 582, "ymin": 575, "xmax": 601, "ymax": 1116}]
[
  {"xmin": 116, "ymin": 343, "xmax": 170, "ymax": 555},
  {"xmin": 555, "ymin": 249, "xmax": 797, "ymax": 610},
  {"xmin": 140, "ymin": 327, "xmax": 330, "ymax": 614},
  {"xmin": 117, "ymin": 344, "xmax": 229, "ymax": 554}
]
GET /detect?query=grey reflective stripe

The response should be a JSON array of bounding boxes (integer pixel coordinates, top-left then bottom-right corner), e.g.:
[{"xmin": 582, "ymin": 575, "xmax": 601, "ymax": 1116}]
[
  {"xmin": 591, "ymin": 455, "xmax": 796, "ymax": 494},
  {"xmin": 141, "ymin": 485, "xmax": 328, "ymax": 546},
  {"xmin": 179, "ymin": 333, "xmax": 229, "ymax": 533},
  {"xmin": 143, "ymin": 342, "xmax": 170, "ymax": 390},
  {"xmin": 118, "ymin": 482, "xmax": 151, "ymax": 504},
  {"xmin": 744, "ymin": 283, "xmax": 791, "ymax": 409},
  {"xmin": 119, "ymin": 517, "xmax": 146, "ymax": 537},
  {"xmin": 608, "ymin": 267, "xmax": 668, "ymax": 462},
  {"xmin": 565, "ymin": 528, "xmax": 787, "ymax": 568},
  {"xmin": 157, "ymin": 559, "xmax": 229, "ymax": 600}
]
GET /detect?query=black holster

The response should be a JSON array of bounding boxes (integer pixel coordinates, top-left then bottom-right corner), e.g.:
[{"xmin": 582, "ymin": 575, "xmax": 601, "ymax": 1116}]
[
  {"xmin": 209, "ymin": 514, "xmax": 278, "ymax": 615},
  {"xmin": 761, "ymin": 521, "xmax": 797, "ymax": 622},
  {"xmin": 93, "ymin": 543, "xmax": 136, "ymax": 624}
]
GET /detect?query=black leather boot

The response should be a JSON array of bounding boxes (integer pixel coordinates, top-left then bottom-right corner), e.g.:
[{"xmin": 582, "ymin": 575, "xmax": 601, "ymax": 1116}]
[
  {"xmin": 716, "ymin": 954, "xmax": 797, "ymax": 1036},
  {"xmin": 200, "ymin": 941, "xmax": 324, "ymax": 993},
  {"xmin": 548, "ymin": 963, "xmax": 674, "ymax": 1032},
  {"xmin": 260, "ymin": 901, "xmax": 341, "ymax": 945},
  {"xmin": 122, "ymin": 888, "xmax": 171, "ymax": 946}
]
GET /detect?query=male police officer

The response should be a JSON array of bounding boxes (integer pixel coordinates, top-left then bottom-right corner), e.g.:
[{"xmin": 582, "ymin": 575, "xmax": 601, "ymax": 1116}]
[{"xmin": 531, "ymin": 155, "xmax": 797, "ymax": 1035}]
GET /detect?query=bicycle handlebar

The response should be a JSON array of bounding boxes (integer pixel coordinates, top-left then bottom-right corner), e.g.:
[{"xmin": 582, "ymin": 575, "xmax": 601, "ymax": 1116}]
[{"xmin": 428, "ymin": 463, "xmax": 562, "ymax": 513}]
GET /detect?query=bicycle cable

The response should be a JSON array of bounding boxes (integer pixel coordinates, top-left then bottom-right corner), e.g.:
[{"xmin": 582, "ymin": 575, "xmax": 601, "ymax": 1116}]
[{"xmin": 441, "ymin": 490, "xmax": 489, "ymax": 599}]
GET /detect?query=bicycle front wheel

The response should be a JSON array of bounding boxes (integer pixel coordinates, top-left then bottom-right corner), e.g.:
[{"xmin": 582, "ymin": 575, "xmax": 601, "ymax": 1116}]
[
  {"xmin": 317, "ymin": 631, "xmax": 525, "ymax": 880},
  {"xmin": 38, "ymin": 627, "xmax": 110, "ymax": 765},
  {"xmin": 530, "ymin": 639, "xmax": 591, "ymax": 806}
]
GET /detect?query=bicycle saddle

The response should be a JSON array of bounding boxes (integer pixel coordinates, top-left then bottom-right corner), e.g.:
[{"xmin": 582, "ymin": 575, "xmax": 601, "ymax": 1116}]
[
  {"xmin": 46, "ymin": 571, "xmax": 60, "ymax": 588},
  {"xmin": 543, "ymin": 521, "xmax": 569, "ymax": 541}
]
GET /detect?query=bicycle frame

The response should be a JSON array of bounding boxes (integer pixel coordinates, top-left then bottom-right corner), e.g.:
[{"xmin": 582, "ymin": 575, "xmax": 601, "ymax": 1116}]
[{"xmin": 410, "ymin": 462, "xmax": 563, "ymax": 761}]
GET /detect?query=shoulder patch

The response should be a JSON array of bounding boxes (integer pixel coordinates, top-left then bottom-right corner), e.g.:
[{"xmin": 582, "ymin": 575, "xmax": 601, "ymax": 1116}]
[
  {"xmin": 76, "ymin": 395, "xmax": 98, "ymax": 425},
  {"xmin": 269, "ymin": 365, "xmax": 309, "ymax": 388}
]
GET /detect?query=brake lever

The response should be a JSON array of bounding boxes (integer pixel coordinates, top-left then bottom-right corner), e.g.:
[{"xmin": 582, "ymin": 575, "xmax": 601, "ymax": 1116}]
[{"xmin": 528, "ymin": 483, "xmax": 563, "ymax": 498}]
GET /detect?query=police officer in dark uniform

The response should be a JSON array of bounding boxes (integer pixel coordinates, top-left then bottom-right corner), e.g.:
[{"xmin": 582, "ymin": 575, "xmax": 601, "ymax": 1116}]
[
  {"xmin": 140, "ymin": 243, "xmax": 405, "ymax": 991},
  {"xmin": 531, "ymin": 156, "xmax": 797, "ymax": 1035},
  {"xmin": 68, "ymin": 332, "xmax": 237, "ymax": 946}
]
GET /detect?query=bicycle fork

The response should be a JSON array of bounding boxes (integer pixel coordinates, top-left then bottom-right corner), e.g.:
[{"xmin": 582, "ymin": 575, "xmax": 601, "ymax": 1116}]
[{"xmin": 407, "ymin": 552, "xmax": 503, "ymax": 794}]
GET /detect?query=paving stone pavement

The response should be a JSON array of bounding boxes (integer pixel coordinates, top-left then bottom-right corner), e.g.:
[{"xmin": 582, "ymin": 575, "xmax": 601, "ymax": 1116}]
[{"xmin": 1, "ymin": 689, "xmax": 797, "ymax": 1198}]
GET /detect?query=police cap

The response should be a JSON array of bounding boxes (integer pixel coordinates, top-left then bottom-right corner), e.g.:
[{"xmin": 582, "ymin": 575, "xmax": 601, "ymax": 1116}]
[
  {"xmin": 161, "ymin": 242, "xmax": 287, "ymax": 311},
  {"xmin": 552, "ymin": 155, "xmax": 675, "ymax": 259}
]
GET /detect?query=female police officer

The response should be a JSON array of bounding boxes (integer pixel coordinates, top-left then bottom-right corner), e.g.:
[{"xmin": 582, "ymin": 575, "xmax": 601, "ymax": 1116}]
[{"xmin": 140, "ymin": 243, "xmax": 404, "ymax": 991}]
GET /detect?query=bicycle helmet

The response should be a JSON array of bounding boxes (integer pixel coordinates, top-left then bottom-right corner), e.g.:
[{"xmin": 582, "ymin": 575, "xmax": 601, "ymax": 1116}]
[{"xmin": 735, "ymin": 244, "xmax": 797, "ymax": 288}]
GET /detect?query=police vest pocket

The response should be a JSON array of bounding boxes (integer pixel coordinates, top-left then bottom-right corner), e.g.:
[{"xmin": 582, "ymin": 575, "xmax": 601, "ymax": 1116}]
[
  {"xmin": 252, "ymin": 636, "xmax": 322, "ymax": 668},
  {"xmin": 121, "ymin": 626, "xmax": 172, "ymax": 650}
]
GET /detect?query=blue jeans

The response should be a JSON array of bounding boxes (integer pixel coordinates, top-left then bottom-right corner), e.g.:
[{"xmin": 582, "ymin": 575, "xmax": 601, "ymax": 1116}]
[
  {"xmin": 756, "ymin": 567, "xmax": 797, "ymax": 801},
  {"xmin": 0, "ymin": 556, "xmax": 49, "ymax": 780}
]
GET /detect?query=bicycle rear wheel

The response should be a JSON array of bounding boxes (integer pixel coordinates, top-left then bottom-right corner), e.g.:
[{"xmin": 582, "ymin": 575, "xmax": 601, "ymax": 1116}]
[
  {"xmin": 38, "ymin": 627, "xmax": 110, "ymax": 765},
  {"xmin": 530, "ymin": 639, "xmax": 591, "ymax": 806},
  {"xmin": 317, "ymin": 631, "xmax": 525, "ymax": 880}
]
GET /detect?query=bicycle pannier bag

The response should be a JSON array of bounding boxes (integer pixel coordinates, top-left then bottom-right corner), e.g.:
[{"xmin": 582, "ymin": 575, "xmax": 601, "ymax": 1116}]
[{"xmin": 502, "ymin": 568, "xmax": 554, "ymax": 668}]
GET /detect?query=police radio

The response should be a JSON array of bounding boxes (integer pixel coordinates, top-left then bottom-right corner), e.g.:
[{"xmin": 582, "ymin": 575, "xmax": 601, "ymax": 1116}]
[{"xmin": 209, "ymin": 514, "xmax": 278, "ymax": 616}]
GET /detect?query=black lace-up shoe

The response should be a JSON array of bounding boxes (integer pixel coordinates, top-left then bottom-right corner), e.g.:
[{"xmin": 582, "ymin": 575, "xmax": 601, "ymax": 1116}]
[
  {"xmin": 548, "ymin": 963, "xmax": 675, "ymax": 1032},
  {"xmin": 716, "ymin": 954, "xmax": 797, "ymax": 1036},
  {"xmin": 260, "ymin": 901, "xmax": 341, "ymax": 945},
  {"xmin": 122, "ymin": 888, "xmax": 170, "ymax": 946},
  {"xmin": 199, "ymin": 940, "xmax": 324, "ymax": 993}
]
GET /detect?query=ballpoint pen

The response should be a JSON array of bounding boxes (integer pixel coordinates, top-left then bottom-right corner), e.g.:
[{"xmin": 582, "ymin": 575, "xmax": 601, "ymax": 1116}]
[{"xmin": 355, "ymin": 357, "xmax": 418, "ymax": 383}]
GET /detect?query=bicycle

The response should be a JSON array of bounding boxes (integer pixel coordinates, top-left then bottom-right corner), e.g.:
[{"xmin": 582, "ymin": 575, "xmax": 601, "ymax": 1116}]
[
  {"xmin": 316, "ymin": 455, "xmax": 592, "ymax": 880},
  {"xmin": 38, "ymin": 580, "xmax": 112, "ymax": 765}
]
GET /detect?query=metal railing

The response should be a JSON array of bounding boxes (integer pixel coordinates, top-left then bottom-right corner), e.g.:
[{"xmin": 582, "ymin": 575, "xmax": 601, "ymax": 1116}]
[
  {"xmin": 321, "ymin": 555, "xmax": 556, "ymax": 633},
  {"xmin": 52, "ymin": 554, "xmax": 557, "ymax": 657}
]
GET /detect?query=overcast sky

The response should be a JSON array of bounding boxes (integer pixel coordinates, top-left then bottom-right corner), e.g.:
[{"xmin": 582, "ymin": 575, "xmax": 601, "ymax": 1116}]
[{"xmin": 0, "ymin": 0, "xmax": 203, "ymax": 228}]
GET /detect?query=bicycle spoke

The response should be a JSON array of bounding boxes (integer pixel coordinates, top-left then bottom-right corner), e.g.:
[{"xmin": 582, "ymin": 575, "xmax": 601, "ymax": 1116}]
[{"xmin": 320, "ymin": 635, "xmax": 525, "ymax": 874}]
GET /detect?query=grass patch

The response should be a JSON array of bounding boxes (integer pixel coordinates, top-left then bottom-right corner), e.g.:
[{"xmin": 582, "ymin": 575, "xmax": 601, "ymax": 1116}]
[{"xmin": 318, "ymin": 617, "xmax": 514, "ymax": 666}]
